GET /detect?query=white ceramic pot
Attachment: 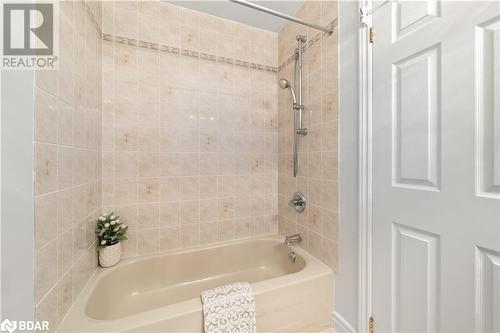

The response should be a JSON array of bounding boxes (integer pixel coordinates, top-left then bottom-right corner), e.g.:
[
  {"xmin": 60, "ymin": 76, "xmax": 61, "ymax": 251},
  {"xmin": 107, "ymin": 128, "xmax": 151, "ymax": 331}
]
[{"xmin": 99, "ymin": 242, "xmax": 121, "ymax": 267}]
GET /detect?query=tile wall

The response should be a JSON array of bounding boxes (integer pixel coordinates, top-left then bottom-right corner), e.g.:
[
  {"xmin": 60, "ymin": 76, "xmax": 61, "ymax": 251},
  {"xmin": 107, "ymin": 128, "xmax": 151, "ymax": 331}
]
[
  {"xmin": 34, "ymin": 0, "xmax": 102, "ymax": 330},
  {"xmin": 33, "ymin": 1, "xmax": 338, "ymax": 330},
  {"xmin": 277, "ymin": 0, "xmax": 339, "ymax": 269},
  {"xmin": 100, "ymin": 1, "xmax": 279, "ymax": 258}
]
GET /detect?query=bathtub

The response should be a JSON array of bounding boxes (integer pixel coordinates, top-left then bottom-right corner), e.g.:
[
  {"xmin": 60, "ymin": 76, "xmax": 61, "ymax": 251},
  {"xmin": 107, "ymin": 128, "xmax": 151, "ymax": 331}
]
[{"xmin": 59, "ymin": 235, "xmax": 334, "ymax": 332}]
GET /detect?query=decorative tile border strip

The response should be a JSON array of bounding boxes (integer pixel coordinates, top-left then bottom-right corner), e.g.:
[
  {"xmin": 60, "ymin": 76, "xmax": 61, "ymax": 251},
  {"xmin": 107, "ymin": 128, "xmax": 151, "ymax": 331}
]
[
  {"xmin": 160, "ymin": 44, "xmax": 180, "ymax": 54},
  {"xmin": 101, "ymin": 33, "xmax": 278, "ymax": 73},
  {"xmin": 278, "ymin": 18, "xmax": 338, "ymax": 72},
  {"xmin": 201, "ymin": 53, "xmax": 218, "ymax": 62},
  {"xmin": 115, "ymin": 35, "xmax": 137, "ymax": 47},
  {"xmin": 139, "ymin": 40, "xmax": 159, "ymax": 50}
]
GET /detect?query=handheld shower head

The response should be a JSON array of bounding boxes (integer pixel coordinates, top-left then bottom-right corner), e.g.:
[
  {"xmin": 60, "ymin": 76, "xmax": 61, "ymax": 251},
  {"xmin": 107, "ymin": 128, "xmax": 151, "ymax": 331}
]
[
  {"xmin": 279, "ymin": 78, "xmax": 290, "ymax": 89},
  {"xmin": 278, "ymin": 78, "xmax": 297, "ymax": 104}
]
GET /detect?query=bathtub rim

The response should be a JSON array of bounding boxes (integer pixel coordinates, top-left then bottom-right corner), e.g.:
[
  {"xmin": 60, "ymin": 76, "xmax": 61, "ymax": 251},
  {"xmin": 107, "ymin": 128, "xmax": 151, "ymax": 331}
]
[
  {"xmin": 88, "ymin": 234, "xmax": 306, "ymax": 280},
  {"xmin": 59, "ymin": 234, "xmax": 333, "ymax": 332}
]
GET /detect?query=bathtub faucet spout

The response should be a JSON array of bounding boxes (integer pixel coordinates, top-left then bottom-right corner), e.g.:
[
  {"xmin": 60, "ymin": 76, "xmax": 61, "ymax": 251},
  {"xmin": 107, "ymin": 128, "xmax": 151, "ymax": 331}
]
[{"xmin": 284, "ymin": 233, "xmax": 302, "ymax": 245}]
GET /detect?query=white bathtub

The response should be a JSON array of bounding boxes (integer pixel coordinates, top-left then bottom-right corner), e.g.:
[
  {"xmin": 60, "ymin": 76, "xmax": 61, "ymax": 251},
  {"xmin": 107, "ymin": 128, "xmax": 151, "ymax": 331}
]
[{"xmin": 59, "ymin": 235, "xmax": 333, "ymax": 332}]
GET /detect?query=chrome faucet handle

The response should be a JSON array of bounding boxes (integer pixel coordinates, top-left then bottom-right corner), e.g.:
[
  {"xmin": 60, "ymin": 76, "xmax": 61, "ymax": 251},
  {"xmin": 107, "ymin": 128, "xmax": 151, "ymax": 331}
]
[
  {"xmin": 288, "ymin": 192, "xmax": 306, "ymax": 213},
  {"xmin": 285, "ymin": 233, "xmax": 302, "ymax": 245}
]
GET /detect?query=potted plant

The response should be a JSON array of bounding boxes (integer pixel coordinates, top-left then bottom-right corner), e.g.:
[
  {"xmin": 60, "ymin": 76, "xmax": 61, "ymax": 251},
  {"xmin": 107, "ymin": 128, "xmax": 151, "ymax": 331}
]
[{"xmin": 96, "ymin": 212, "xmax": 128, "ymax": 267}]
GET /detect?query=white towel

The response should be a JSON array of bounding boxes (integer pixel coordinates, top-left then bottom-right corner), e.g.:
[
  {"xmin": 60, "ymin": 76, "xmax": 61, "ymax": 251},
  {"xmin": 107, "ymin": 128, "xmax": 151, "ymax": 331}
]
[{"xmin": 201, "ymin": 282, "xmax": 256, "ymax": 333}]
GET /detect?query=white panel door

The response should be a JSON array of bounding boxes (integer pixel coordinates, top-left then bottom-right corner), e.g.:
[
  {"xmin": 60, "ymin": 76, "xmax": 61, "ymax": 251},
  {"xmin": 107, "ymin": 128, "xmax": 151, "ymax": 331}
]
[{"xmin": 372, "ymin": 1, "xmax": 500, "ymax": 332}]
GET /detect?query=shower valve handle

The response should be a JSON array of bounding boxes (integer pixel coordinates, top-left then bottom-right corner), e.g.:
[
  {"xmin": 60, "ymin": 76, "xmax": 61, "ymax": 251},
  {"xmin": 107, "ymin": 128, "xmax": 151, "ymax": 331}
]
[{"xmin": 288, "ymin": 192, "xmax": 306, "ymax": 213}]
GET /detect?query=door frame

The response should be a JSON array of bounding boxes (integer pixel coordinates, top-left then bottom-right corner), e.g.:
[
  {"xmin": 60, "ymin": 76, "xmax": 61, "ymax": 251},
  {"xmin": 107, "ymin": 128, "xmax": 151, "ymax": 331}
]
[{"xmin": 358, "ymin": 0, "xmax": 374, "ymax": 331}]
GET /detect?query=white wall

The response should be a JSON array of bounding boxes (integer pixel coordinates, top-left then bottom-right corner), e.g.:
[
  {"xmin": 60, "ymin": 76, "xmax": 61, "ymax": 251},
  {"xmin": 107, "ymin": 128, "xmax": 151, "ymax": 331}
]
[
  {"xmin": 1, "ymin": 69, "xmax": 36, "ymax": 322},
  {"xmin": 335, "ymin": 1, "xmax": 360, "ymax": 331}
]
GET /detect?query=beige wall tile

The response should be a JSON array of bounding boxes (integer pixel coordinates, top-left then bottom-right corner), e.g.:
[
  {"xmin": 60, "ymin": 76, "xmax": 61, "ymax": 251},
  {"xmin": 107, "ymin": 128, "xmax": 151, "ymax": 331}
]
[
  {"xmin": 58, "ymin": 230, "xmax": 73, "ymax": 278},
  {"xmin": 139, "ymin": 1, "xmax": 158, "ymax": 18},
  {"xmin": 122, "ymin": 230, "xmax": 138, "ymax": 258},
  {"xmin": 36, "ymin": 240, "xmax": 58, "ymax": 302},
  {"xmin": 200, "ymin": 222, "xmax": 218, "ymax": 244},
  {"xmin": 114, "ymin": 178, "xmax": 138, "ymax": 205},
  {"xmin": 114, "ymin": 125, "xmax": 138, "ymax": 151},
  {"xmin": 57, "ymin": 271, "xmax": 73, "ymax": 322},
  {"xmin": 199, "ymin": 29, "xmax": 216, "ymax": 54},
  {"xmin": 321, "ymin": 121, "xmax": 337, "ymax": 151},
  {"xmin": 159, "ymin": 153, "xmax": 180, "ymax": 177},
  {"xmin": 250, "ymin": 218, "xmax": 266, "ymax": 236},
  {"xmin": 321, "ymin": 151, "xmax": 338, "ymax": 181},
  {"xmin": 160, "ymin": 227, "xmax": 180, "ymax": 250},
  {"xmin": 138, "ymin": 127, "xmax": 159, "ymax": 152},
  {"xmin": 58, "ymin": 101, "xmax": 74, "ymax": 146},
  {"xmin": 102, "ymin": 2, "xmax": 113, "ymax": 34},
  {"xmin": 138, "ymin": 178, "xmax": 160, "ymax": 202},
  {"xmin": 180, "ymin": 177, "xmax": 199, "ymax": 200},
  {"xmin": 218, "ymin": 219, "xmax": 234, "ymax": 241},
  {"xmin": 138, "ymin": 152, "xmax": 160, "ymax": 177},
  {"xmin": 321, "ymin": 237, "xmax": 338, "ymax": 269},
  {"xmin": 180, "ymin": 200, "xmax": 199, "ymax": 224},
  {"xmin": 200, "ymin": 199, "xmax": 218, "ymax": 223},
  {"xmin": 160, "ymin": 177, "xmax": 180, "ymax": 201},
  {"xmin": 159, "ymin": 3, "xmax": 181, "ymax": 47},
  {"xmin": 114, "ymin": 151, "xmax": 137, "ymax": 178},
  {"xmin": 321, "ymin": 180, "xmax": 338, "ymax": 211},
  {"xmin": 180, "ymin": 7, "xmax": 200, "ymax": 27},
  {"xmin": 35, "ymin": 193, "xmax": 58, "ymax": 249},
  {"xmin": 58, "ymin": 146, "xmax": 74, "ymax": 189},
  {"xmin": 181, "ymin": 25, "xmax": 199, "ymax": 50},
  {"xmin": 35, "ymin": 88, "xmax": 58, "ymax": 144},
  {"xmin": 58, "ymin": 189, "xmax": 74, "ymax": 232},
  {"xmin": 138, "ymin": 228, "xmax": 160, "ymax": 254},
  {"xmin": 35, "ymin": 143, "xmax": 58, "ymax": 195},
  {"xmin": 139, "ymin": 11, "xmax": 159, "ymax": 43},
  {"xmin": 114, "ymin": 7, "xmax": 137, "ymax": 39},
  {"xmin": 234, "ymin": 219, "xmax": 251, "ymax": 238},
  {"xmin": 180, "ymin": 224, "xmax": 200, "ymax": 247},
  {"xmin": 138, "ymin": 203, "xmax": 159, "ymax": 229},
  {"xmin": 160, "ymin": 202, "xmax": 180, "ymax": 227},
  {"xmin": 216, "ymin": 18, "xmax": 234, "ymax": 36},
  {"xmin": 72, "ymin": 220, "xmax": 86, "ymax": 262},
  {"xmin": 36, "ymin": 286, "xmax": 59, "ymax": 331}
]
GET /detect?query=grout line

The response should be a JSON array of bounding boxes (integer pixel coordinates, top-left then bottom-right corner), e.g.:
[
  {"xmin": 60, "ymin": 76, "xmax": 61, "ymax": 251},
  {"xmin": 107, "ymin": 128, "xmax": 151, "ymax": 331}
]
[{"xmin": 82, "ymin": 0, "xmax": 102, "ymax": 37}]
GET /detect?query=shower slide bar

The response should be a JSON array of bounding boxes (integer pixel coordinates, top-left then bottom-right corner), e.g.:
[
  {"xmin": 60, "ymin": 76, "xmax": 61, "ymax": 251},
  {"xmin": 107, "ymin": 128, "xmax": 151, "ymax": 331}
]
[{"xmin": 229, "ymin": 0, "xmax": 334, "ymax": 34}]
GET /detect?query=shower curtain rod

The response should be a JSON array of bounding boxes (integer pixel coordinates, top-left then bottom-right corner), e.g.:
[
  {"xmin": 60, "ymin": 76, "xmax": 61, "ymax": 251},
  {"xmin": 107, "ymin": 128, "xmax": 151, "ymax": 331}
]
[{"xmin": 229, "ymin": 0, "xmax": 334, "ymax": 34}]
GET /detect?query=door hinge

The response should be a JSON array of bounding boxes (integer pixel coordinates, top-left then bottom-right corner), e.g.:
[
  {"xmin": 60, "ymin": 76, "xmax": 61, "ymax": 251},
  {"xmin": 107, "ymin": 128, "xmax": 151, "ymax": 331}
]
[
  {"xmin": 369, "ymin": 27, "xmax": 375, "ymax": 43},
  {"xmin": 369, "ymin": 316, "xmax": 375, "ymax": 333}
]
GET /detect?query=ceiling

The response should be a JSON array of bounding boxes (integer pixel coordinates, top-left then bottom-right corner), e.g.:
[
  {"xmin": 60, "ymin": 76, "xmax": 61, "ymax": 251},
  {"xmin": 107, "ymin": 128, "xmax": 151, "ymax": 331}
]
[{"xmin": 166, "ymin": 1, "xmax": 305, "ymax": 33}]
